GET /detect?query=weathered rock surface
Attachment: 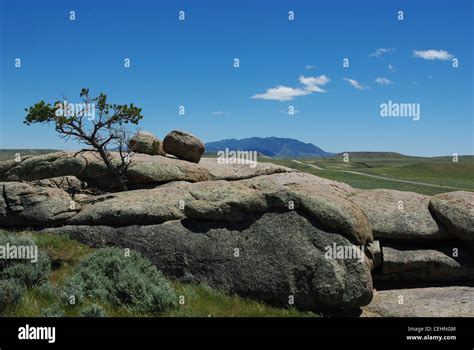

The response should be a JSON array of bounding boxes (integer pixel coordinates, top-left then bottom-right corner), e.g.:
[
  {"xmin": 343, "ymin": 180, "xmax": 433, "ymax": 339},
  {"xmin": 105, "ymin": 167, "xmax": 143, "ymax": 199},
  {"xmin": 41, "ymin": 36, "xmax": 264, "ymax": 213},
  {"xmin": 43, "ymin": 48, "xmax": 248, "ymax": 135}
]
[
  {"xmin": 0, "ymin": 151, "xmax": 293, "ymax": 188},
  {"xmin": 65, "ymin": 173, "xmax": 372, "ymax": 245},
  {"xmin": 126, "ymin": 154, "xmax": 210, "ymax": 185},
  {"xmin": 30, "ymin": 176, "xmax": 85, "ymax": 193},
  {"xmin": 430, "ymin": 191, "xmax": 474, "ymax": 241},
  {"xmin": 0, "ymin": 152, "xmax": 90, "ymax": 183},
  {"xmin": 68, "ymin": 182, "xmax": 189, "ymax": 226},
  {"xmin": 0, "ymin": 182, "xmax": 78, "ymax": 227},
  {"xmin": 351, "ymin": 189, "xmax": 447, "ymax": 241},
  {"xmin": 128, "ymin": 131, "xmax": 164, "ymax": 155},
  {"xmin": 362, "ymin": 287, "xmax": 474, "ymax": 317},
  {"xmin": 42, "ymin": 211, "xmax": 374, "ymax": 310},
  {"xmin": 0, "ymin": 160, "xmax": 372, "ymax": 244},
  {"xmin": 367, "ymin": 241, "xmax": 382, "ymax": 268},
  {"xmin": 200, "ymin": 158, "xmax": 295, "ymax": 180},
  {"xmin": 163, "ymin": 130, "xmax": 205, "ymax": 163},
  {"xmin": 375, "ymin": 245, "xmax": 474, "ymax": 284},
  {"xmin": 244, "ymin": 173, "xmax": 371, "ymax": 245}
]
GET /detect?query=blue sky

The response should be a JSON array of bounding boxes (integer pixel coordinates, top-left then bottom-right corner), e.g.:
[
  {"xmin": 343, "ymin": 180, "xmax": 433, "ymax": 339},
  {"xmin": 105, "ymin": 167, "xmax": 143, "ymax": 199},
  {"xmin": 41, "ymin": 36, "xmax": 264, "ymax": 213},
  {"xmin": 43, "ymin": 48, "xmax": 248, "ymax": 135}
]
[{"xmin": 0, "ymin": 0, "xmax": 472, "ymax": 156}]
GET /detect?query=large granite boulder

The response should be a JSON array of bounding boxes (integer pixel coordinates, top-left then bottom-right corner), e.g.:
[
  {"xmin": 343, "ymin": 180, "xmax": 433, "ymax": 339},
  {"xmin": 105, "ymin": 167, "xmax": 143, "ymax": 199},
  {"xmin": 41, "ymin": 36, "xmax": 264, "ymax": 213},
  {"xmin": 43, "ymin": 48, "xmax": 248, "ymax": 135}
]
[
  {"xmin": 64, "ymin": 173, "xmax": 372, "ymax": 245},
  {"xmin": 351, "ymin": 189, "xmax": 447, "ymax": 241},
  {"xmin": 0, "ymin": 152, "xmax": 90, "ymax": 183},
  {"xmin": 163, "ymin": 130, "xmax": 205, "ymax": 163},
  {"xmin": 128, "ymin": 131, "xmax": 164, "ymax": 155},
  {"xmin": 42, "ymin": 211, "xmax": 373, "ymax": 311},
  {"xmin": 244, "ymin": 173, "xmax": 371, "ymax": 245},
  {"xmin": 430, "ymin": 191, "xmax": 474, "ymax": 241},
  {"xmin": 0, "ymin": 181, "xmax": 78, "ymax": 227}
]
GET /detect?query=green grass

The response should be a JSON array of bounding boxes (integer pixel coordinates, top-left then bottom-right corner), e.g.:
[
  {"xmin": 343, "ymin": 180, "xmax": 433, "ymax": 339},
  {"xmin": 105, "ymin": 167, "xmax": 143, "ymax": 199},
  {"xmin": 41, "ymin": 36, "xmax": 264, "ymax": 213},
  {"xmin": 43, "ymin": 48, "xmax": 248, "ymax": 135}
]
[
  {"xmin": 1, "ymin": 231, "xmax": 317, "ymax": 318},
  {"xmin": 162, "ymin": 283, "xmax": 316, "ymax": 317},
  {"xmin": 360, "ymin": 162, "xmax": 474, "ymax": 190},
  {"xmin": 265, "ymin": 155, "xmax": 474, "ymax": 196},
  {"xmin": 0, "ymin": 149, "xmax": 58, "ymax": 162}
]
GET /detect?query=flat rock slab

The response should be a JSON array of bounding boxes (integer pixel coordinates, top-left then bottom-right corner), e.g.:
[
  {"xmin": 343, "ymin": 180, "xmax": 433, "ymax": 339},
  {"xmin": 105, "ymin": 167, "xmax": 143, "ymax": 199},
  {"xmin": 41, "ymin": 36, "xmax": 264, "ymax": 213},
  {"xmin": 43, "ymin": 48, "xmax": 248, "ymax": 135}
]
[
  {"xmin": 362, "ymin": 287, "xmax": 474, "ymax": 317},
  {"xmin": 66, "ymin": 172, "xmax": 372, "ymax": 245},
  {"xmin": 375, "ymin": 245, "xmax": 474, "ymax": 284},
  {"xmin": 351, "ymin": 189, "xmax": 447, "ymax": 241},
  {"xmin": 200, "ymin": 157, "xmax": 295, "ymax": 180},
  {"xmin": 0, "ymin": 181, "xmax": 78, "ymax": 226}
]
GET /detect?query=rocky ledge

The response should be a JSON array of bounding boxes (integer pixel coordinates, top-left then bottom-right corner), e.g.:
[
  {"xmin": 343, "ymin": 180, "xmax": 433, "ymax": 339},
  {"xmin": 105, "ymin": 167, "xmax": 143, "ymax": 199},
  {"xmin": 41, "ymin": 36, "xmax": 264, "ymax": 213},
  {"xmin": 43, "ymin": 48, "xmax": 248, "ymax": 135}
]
[
  {"xmin": 0, "ymin": 151, "xmax": 473, "ymax": 314},
  {"xmin": 362, "ymin": 286, "xmax": 474, "ymax": 317}
]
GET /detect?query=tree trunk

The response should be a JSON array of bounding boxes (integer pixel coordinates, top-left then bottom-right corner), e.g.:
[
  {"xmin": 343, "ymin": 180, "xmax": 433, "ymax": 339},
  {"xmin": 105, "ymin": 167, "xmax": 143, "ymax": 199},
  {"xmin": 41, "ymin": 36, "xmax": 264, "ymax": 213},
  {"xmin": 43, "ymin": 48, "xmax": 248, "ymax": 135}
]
[{"xmin": 94, "ymin": 143, "xmax": 128, "ymax": 191}]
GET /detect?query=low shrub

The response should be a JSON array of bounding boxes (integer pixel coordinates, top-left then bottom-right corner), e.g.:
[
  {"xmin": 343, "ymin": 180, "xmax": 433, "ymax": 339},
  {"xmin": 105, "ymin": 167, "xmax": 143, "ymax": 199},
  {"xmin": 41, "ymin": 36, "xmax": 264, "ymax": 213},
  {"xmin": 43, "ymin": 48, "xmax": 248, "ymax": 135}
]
[
  {"xmin": 40, "ymin": 304, "xmax": 65, "ymax": 317},
  {"xmin": 0, "ymin": 233, "xmax": 51, "ymax": 287},
  {"xmin": 79, "ymin": 304, "xmax": 106, "ymax": 317},
  {"xmin": 1, "ymin": 251, "xmax": 51, "ymax": 287},
  {"xmin": 36, "ymin": 282, "xmax": 57, "ymax": 299},
  {"xmin": 61, "ymin": 247, "xmax": 176, "ymax": 314},
  {"xmin": 59, "ymin": 274, "xmax": 86, "ymax": 306},
  {"xmin": 0, "ymin": 279, "xmax": 26, "ymax": 312}
]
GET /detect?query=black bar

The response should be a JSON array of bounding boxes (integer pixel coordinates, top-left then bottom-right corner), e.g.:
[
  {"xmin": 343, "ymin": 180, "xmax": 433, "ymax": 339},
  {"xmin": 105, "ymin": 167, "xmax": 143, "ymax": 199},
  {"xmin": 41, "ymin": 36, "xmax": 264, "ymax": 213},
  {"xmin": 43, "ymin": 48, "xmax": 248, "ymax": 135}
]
[{"xmin": 0, "ymin": 317, "xmax": 472, "ymax": 346}]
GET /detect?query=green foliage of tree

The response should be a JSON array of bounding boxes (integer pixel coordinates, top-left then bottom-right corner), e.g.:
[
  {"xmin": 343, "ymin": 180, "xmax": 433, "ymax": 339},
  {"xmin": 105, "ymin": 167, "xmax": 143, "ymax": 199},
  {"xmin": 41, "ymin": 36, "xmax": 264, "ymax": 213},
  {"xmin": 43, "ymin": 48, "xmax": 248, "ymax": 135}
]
[{"xmin": 24, "ymin": 88, "xmax": 143, "ymax": 190}]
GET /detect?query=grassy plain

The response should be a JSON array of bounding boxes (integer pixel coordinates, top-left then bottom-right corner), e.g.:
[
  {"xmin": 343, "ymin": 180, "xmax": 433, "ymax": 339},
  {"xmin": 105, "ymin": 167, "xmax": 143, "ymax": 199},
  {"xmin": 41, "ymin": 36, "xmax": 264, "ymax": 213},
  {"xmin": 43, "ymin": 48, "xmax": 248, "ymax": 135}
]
[{"xmin": 265, "ymin": 153, "xmax": 474, "ymax": 196}]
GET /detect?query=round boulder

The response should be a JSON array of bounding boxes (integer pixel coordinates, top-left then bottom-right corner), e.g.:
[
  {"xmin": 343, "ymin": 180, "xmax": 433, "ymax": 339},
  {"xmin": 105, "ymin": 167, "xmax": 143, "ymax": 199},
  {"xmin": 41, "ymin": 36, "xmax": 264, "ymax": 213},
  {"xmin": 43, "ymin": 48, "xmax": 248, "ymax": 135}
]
[
  {"xmin": 163, "ymin": 130, "xmax": 205, "ymax": 163},
  {"xmin": 128, "ymin": 131, "xmax": 164, "ymax": 155},
  {"xmin": 430, "ymin": 191, "xmax": 474, "ymax": 241}
]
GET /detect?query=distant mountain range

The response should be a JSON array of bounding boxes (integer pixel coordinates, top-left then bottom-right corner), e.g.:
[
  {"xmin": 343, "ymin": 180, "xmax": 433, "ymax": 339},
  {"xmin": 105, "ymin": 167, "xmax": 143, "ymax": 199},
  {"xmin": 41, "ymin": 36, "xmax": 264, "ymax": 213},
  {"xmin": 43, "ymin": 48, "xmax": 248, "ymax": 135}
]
[{"xmin": 205, "ymin": 137, "xmax": 331, "ymax": 157}]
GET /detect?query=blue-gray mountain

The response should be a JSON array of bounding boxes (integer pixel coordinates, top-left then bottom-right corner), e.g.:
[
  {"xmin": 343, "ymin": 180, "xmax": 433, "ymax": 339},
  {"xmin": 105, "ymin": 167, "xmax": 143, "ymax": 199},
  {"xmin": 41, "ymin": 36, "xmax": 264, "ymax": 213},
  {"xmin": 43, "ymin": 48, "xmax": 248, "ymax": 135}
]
[{"xmin": 205, "ymin": 137, "xmax": 331, "ymax": 157}]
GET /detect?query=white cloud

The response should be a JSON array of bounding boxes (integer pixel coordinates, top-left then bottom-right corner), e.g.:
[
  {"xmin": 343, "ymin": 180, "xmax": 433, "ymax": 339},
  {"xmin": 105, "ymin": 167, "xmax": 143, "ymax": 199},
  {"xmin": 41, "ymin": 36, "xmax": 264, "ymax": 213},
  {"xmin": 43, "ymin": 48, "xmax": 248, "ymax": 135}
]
[
  {"xmin": 252, "ymin": 86, "xmax": 310, "ymax": 101},
  {"xmin": 388, "ymin": 64, "xmax": 396, "ymax": 72},
  {"xmin": 369, "ymin": 48, "xmax": 395, "ymax": 59},
  {"xmin": 211, "ymin": 111, "xmax": 231, "ymax": 116},
  {"xmin": 343, "ymin": 78, "xmax": 369, "ymax": 90},
  {"xmin": 413, "ymin": 49, "xmax": 454, "ymax": 61},
  {"xmin": 305, "ymin": 65, "xmax": 316, "ymax": 70},
  {"xmin": 299, "ymin": 75, "xmax": 330, "ymax": 92},
  {"xmin": 374, "ymin": 77, "xmax": 393, "ymax": 85},
  {"xmin": 252, "ymin": 74, "xmax": 329, "ymax": 101}
]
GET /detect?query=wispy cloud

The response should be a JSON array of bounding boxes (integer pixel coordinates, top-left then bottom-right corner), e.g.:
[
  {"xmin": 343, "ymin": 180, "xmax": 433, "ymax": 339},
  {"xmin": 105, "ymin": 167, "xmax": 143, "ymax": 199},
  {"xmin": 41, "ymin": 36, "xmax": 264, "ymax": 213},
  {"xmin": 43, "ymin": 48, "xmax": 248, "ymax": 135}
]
[
  {"xmin": 374, "ymin": 77, "xmax": 393, "ymax": 85},
  {"xmin": 412, "ymin": 49, "xmax": 454, "ymax": 61},
  {"xmin": 299, "ymin": 75, "xmax": 330, "ymax": 93},
  {"xmin": 343, "ymin": 78, "xmax": 369, "ymax": 90},
  {"xmin": 369, "ymin": 48, "xmax": 395, "ymax": 59},
  {"xmin": 211, "ymin": 111, "xmax": 231, "ymax": 116},
  {"xmin": 252, "ymin": 74, "xmax": 329, "ymax": 101},
  {"xmin": 305, "ymin": 65, "xmax": 316, "ymax": 70},
  {"xmin": 388, "ymin": 64, "xmax": 396, "ymax": 72}
]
